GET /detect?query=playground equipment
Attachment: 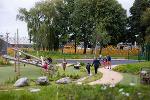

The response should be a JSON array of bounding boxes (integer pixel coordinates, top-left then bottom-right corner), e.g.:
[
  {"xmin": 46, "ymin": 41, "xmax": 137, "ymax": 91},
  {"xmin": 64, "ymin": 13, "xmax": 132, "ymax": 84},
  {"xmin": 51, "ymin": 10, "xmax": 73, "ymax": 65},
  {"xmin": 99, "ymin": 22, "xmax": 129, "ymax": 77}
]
[
  {"xmin": 2, "ymin": 55, "xmax": 42, "ymax": 67},
  {"xmin": 140, "ymin": 67, "xmax": 150, "ymax": 84},
  {"xmin": 2, "ymin": 48, "xmax": 42, "ymax": 77},
  {"xmin": 2, "ymin": 48, "xmax": 57, "ymax": 77}
]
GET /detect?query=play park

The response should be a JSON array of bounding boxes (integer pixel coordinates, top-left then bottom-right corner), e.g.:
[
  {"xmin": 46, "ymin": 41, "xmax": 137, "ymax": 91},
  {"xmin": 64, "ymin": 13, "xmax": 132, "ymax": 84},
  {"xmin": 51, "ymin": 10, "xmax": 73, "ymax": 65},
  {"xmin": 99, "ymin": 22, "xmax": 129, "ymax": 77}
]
[
  {"xmin": 0, "ymin": 0, "xmax": 150, "ymax": 100},
  {"xmin": 0, "ymin": 45, "xmax": 150, "ymax": 100}
]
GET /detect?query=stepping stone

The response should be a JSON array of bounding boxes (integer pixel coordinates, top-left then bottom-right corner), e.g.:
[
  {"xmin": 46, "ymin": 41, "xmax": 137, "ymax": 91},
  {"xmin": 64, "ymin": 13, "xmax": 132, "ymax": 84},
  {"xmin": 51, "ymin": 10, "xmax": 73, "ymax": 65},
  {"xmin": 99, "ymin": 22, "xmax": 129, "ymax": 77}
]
[
  {"xmin": 56, "ymin": 77, "xmax": 71, "ymax": 84},
  {"xmin": 14, "ymin": 77, "xmax": 29, "ymax": 87},
  {"xmin": 36, "ymin": 76, "xmax": 49, "ymax": 85}
]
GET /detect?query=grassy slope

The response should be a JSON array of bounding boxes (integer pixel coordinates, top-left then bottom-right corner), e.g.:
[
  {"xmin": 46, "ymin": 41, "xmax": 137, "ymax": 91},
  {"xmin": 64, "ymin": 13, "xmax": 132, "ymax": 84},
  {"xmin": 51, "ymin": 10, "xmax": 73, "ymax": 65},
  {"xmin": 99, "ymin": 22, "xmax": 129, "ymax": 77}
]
[
  {"xmin": 113, "ymin": 61, "xmax": 150, "ymax": 75},
  {"xmin": 113, "ymin": 62, "xmax": 150, "ymax": 85},
  {"xmin": 83, "ymin": 72, "xmax": 102, "ymax": 84},
  {"xmin": 0, "ymin": 65, "xmax": 41, "ymax": 84}
]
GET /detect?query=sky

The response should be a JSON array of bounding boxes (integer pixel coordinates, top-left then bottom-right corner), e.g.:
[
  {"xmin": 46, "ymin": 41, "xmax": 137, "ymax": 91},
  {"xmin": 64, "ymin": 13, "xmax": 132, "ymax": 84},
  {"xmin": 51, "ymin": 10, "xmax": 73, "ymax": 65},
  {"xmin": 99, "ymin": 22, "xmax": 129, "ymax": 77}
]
[{"xmin": 0, "ymin": 0, "xmax": 135, "ymax": 38}]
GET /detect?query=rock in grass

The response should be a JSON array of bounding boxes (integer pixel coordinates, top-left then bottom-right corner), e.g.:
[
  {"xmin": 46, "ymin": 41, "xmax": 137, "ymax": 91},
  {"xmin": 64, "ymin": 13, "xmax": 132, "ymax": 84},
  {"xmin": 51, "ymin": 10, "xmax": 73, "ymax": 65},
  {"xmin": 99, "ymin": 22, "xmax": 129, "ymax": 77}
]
[
  {"xmin": 36, "ymin": 76, "xmax": 49, "ymax": 85},
  {"xmin": 14, "ymin": 77, "xmax": 29, "ymax": 87},
  {"xmin": 56, "ymin": 77, "xmax": 71, "ymax": 84},
  {"xmin": 29, "ymin": 88, "xmax": 40, "ymax": 93}
]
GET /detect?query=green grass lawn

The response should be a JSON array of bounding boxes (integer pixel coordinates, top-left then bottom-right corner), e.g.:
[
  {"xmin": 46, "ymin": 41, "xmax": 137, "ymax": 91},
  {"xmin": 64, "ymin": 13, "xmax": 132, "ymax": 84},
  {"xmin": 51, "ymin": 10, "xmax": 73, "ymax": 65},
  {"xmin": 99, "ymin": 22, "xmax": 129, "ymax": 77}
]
[
  {"xmin": 0, "ymin": 84, "xmax": 150, "ymax": 100},
  {"xmin": 0, "ymin": 64, "xmax": 42, "ymax": 84},
  {"xmin": 29, "ymin": 50, "xmax": 141, "ymax": 60},
  {"xmin": 113, "ymin": 61, "xmax": 150, "ymax": 75},
  {"xmin": 119, "ymin": 73, "xmax": 140, "ymax": 85},
  {"xmin": 29, "ymin": 51, "xmax": 95, "ymax": 59},
  {"xmin": 0, "ymin": 63, "xmax": 100, "ymax": 85},
  {"xmin": 113, "ymin": 61, "xmax": 150, "ymax": 86},
  {"xmin": 82, "ymin": 72, "xmax": 103, "ymax": 84}
]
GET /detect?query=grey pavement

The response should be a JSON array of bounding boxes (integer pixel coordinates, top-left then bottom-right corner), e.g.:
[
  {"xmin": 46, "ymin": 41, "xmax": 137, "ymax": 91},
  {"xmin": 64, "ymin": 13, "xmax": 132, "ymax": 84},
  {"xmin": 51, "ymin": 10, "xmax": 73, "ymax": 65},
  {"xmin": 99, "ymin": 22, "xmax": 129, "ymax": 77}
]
[{"xmin": 55, "ymin": 59, "xmax": 141, "ymax": 65}]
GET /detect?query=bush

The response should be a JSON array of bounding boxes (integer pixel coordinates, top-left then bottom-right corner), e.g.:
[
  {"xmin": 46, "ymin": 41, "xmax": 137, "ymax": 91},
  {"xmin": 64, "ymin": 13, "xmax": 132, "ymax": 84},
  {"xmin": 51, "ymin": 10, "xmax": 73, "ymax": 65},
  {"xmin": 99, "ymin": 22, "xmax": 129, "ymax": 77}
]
[{"xmin": 0, "ymin": 58, "xmax": 11, "ymax": 66}]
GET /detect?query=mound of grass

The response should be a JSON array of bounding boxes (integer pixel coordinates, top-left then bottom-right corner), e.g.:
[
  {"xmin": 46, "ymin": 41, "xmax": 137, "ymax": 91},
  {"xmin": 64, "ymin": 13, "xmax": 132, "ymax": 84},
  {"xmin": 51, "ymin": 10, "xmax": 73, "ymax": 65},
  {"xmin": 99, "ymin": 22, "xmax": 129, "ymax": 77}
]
[
  {"xmin": 113, "ymin": 62, "xmax": 150, "ymax": 75},
  {"xmin": 56, "ymin": 66, "xmax": 87, "ymax": 80}
]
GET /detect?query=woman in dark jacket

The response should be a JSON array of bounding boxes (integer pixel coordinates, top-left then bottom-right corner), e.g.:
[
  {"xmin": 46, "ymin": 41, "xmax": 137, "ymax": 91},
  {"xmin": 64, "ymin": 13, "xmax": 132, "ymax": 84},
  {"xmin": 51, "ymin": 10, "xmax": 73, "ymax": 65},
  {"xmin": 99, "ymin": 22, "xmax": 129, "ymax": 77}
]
[{"xmin": 92, "ymin": 58, "xmax": 100, "ymax": 74}]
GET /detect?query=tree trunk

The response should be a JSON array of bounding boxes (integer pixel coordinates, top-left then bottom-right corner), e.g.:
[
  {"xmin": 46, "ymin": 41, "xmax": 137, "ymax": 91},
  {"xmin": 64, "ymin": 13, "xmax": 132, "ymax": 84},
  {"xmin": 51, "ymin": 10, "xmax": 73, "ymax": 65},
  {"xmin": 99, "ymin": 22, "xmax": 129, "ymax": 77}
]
[
  {"xmin": 83, "ymin": 40, "xmax": 87, "ymax": 54},
  {"xmin": 74, "ymin": 34, "xmax": 77, "ymax": 54},
  {"xmin": 91, "ymin": 47, "xmax": 94, "ymax": 54},
  {"xmin": 99, "ymin": 46, "xmax": 103, "ymax": 54}
]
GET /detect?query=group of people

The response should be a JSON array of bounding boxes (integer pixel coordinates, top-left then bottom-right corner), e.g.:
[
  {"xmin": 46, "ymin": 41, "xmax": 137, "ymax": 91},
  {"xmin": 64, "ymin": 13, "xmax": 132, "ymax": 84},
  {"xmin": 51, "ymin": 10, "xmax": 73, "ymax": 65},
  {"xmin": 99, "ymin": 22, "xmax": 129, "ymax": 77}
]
[
  {"xmin": 86, "ymin": 55, "xmax": 112, "ymax": 75},
  {"xmin": 100, "ymin": 55, "xmax": 112, "ymax": 69},
  {"xmin": 42, "ymin": 55, "xmax": 111, "ymax": 76}
]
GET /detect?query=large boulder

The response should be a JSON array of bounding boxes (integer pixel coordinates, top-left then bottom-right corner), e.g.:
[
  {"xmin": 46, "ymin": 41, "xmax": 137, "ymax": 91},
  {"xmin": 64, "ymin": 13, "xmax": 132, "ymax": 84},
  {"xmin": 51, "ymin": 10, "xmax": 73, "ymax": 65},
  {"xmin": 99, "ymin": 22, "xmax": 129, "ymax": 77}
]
[
  {"xmin": 14, "ymin": 77, "xmax": 29, "ymax": 87},
  {"xmin": 56, "ymin": 77, "xmax": 71, "ymax": 84},
  {"xmin": 36, "ymin": 76, "xmax": 49, "ymax": 85}
]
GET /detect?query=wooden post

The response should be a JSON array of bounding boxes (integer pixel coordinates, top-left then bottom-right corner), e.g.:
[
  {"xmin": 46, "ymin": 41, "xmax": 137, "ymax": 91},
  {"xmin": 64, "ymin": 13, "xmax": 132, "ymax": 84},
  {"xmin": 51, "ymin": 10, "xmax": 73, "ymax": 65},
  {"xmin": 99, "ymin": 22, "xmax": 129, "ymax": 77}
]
[
  {"xmin": 14, "ymin": 50, "xmax": 17, "ymax": 72},
  {"xmin": 17, "ymin": 29, "xmax": 20, "ymax": 76}
]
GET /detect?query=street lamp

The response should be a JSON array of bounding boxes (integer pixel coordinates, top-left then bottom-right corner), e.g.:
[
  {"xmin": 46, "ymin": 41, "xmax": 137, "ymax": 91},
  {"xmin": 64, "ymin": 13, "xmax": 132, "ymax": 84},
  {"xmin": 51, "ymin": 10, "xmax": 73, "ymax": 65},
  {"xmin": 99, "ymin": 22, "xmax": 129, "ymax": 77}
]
[
  {"xmin": 134, "ymin": 34, "xmax": 139, "ymax": 47},
  {"xmin": 6, "ymin": 32, "xmax": 9, "ymax": 55}
]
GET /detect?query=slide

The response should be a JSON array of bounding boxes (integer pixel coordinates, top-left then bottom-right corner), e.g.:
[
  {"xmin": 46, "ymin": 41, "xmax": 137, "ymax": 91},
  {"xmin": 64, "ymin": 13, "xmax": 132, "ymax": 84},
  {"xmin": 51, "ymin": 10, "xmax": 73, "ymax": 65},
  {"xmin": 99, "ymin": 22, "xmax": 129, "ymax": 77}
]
[{"xmin": 12, "ymin": 48, "xmax": 41, "ymax": 61}]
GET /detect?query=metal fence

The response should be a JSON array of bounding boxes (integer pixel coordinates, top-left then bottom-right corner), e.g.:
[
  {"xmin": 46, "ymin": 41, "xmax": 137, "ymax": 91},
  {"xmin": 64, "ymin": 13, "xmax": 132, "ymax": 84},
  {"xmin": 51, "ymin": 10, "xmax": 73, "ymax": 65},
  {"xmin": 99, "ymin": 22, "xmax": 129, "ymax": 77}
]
[{"xmin": 139, "ymin": 44, "xmax": 150, "ymax": 61}]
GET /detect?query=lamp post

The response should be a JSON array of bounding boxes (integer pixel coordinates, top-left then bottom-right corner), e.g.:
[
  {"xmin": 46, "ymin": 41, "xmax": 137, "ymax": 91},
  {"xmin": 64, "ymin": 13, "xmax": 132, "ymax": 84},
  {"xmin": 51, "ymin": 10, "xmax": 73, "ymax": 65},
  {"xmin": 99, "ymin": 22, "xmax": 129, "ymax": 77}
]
[
  {"xmin": 135, "ymin": 34, "xmax": 139, "ymax": 47},
  {"xmin": 6, "ymin": 32, "xmax": 9, "ymax": 55}
]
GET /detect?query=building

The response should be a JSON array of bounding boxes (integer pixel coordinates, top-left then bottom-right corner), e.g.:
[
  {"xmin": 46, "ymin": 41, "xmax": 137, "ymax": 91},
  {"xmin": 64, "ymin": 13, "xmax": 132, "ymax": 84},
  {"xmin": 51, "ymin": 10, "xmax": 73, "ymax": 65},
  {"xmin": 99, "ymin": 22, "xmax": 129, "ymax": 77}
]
[{"xmin": 0, "ymin": 36, "xmax": 32, "ymax": 55}]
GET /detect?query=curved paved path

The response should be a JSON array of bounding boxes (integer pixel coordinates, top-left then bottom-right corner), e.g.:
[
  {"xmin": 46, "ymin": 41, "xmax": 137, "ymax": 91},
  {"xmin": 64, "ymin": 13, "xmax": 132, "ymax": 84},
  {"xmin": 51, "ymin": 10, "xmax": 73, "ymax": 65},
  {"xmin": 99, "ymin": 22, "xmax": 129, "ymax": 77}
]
[
  {"xmin": 89, "ymin": 65, "xmax": 123, "ymax": 85},
  {"xmin": 56, "ymin": 63, "xmax": 123, "ymax": 85}
]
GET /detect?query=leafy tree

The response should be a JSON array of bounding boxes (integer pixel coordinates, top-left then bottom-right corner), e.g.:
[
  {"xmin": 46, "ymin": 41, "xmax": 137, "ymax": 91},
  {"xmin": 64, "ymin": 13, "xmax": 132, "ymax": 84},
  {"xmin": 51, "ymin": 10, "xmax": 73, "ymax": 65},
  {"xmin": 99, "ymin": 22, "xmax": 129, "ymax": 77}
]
[
  {"xmin": 128, "ymin": 0, "xmax": 150, "ymax": 44},
  {"xmin": 141, "ymin": 8, "xmax": 150, "ymax": 44},
  {"xmin": 17, "ymin": 0, "xmax": 126, "ymax": 53},
  {"xmin": 94, "ymin": 23, "xmax": 111, "ymax": 55}
]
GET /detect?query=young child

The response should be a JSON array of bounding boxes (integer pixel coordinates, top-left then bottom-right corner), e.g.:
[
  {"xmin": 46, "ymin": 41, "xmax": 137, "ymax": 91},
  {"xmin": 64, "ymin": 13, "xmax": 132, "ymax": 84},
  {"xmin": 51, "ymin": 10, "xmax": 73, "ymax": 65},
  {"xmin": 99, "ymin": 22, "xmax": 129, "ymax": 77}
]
[
  {"xmin": 103, "ymin": 56, "xmax": 107, "ymax": 69},
  {"xmin": 62, "ymin": 58, "xmax": 67, "ymax": 71},
  {"xmin": 107, "ymin": 55, "xmax": 112, "ymax": 69},
  {"xmin": 42, "ymin": 61, "xmax": 48, "ymax": 72},
  {"xmin": 86, "ymin": 63, "xmax": 91, "ymax": 75}
]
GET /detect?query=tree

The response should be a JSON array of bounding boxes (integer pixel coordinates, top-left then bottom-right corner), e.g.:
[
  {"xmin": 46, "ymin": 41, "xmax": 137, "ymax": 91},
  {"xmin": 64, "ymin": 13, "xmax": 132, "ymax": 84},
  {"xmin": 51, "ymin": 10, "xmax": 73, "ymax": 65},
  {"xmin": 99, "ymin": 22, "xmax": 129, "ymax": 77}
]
[
  {"xmin": 128, "ymin": 0, "xmax": 150, "ymax": 44},
  {"xmin": 92, "ymin": 23, "xmax": 111, "ymax": 55},
  {"xmin": 141, "ymin": 8, "xmax": 150, "ymax": 44},
  {"xmin": 17, "ymin": 0, "xmax": 126, "ymax": 52}
]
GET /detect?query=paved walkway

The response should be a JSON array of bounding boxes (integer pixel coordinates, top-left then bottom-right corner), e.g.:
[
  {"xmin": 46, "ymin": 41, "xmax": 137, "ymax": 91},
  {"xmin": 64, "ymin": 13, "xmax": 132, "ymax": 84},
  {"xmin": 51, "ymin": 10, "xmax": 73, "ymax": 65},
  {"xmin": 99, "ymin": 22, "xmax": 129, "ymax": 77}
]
[
  {"xmin": 56, "ymin": 63, "xmax": 123, "ymax": 85},
  {"xmin": 89, "ymin": 65, "xmax": 123, "ymax": 85}
]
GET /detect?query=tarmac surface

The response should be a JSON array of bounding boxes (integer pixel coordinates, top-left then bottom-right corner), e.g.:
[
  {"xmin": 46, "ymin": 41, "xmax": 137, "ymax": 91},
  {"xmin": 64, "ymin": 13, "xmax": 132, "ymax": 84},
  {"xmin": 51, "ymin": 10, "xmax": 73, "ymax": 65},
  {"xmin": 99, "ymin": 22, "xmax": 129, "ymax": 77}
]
[{"xmin": 56, "ymin": 59, "xmax": 140, "ymax": 65}]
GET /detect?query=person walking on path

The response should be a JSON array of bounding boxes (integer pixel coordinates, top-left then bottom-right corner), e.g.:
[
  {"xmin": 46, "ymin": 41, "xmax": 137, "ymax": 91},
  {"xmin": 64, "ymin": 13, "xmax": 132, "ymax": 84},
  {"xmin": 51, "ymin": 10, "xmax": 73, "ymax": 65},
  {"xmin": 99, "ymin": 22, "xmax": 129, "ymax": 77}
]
[
  {"xmin": 62, "ymin": 58, "xmax": 67, "ymax": 71},
  {"xmin": 92, "ymin": 58, "xmax": 100, "ymax": 74},
  {"xmin": 102, "ymin": 56, "xmax": 107, "ymax": 69},
  {"xmin": 107, "ymin": 55, "xmax": 112, "ymax": 69},
  {"xmin": 86, "ymin": 63, "xmax": 91, "ymax": 75}
]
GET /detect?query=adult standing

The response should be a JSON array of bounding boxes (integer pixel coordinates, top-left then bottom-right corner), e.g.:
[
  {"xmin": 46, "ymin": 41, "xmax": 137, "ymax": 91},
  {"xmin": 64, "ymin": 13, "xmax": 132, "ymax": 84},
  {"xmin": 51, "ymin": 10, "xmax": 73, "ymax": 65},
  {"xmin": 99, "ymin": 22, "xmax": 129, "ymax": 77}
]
[
  {"xmin": 92, "ymin": 58, "xmax": 100, "ymax": 74},
  {"xmin": 107, "ymin": 55, "xmax": 112, "ymax": 69}
]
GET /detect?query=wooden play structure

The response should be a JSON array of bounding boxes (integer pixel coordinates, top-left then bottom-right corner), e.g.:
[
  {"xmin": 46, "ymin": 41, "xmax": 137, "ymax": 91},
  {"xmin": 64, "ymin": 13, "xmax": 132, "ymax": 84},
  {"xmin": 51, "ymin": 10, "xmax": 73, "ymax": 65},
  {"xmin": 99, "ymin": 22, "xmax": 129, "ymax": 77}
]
[
  {"xmin": 2, "ymin": 48, "xmax": 55, "ymax": 77},
  {"xmin": 140, "ymin": 67, "xmax": 150, "ymax": 84}
]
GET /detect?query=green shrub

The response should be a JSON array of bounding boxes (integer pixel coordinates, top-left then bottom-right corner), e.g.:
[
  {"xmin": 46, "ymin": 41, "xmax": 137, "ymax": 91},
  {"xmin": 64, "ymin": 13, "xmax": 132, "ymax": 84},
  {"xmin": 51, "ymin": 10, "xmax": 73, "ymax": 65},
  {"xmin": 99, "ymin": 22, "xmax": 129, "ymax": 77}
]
[
  {"xmin": 0, "ymin": 58, "xmax": 11, "ymax": 66},
  {"xmin": 80, "ymin": 62, "xmax": 85, "ymax": 66}
]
